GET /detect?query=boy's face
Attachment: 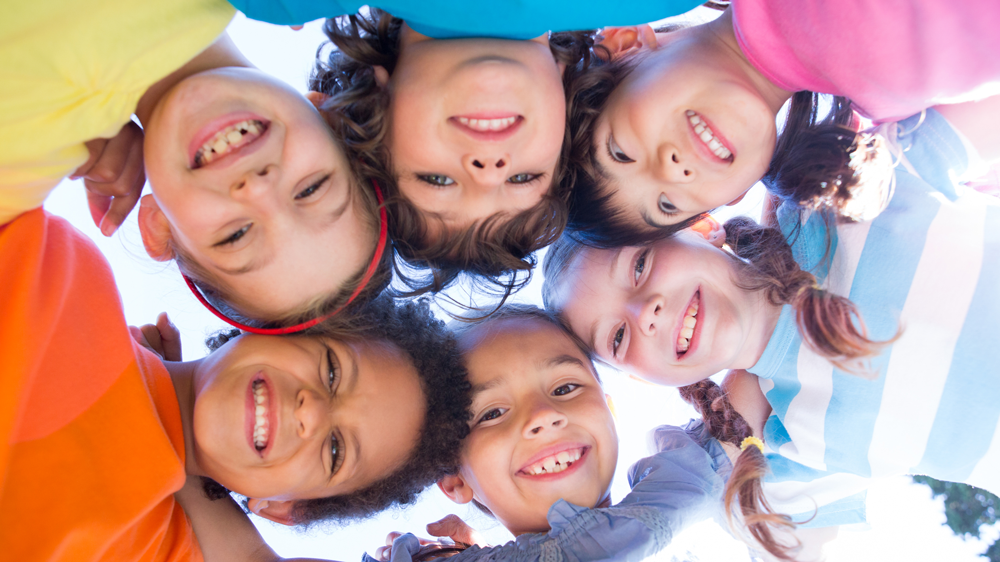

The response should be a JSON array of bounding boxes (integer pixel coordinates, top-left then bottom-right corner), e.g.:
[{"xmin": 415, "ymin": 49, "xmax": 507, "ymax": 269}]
[
  {"xmin": 191, "ymin": 334, "xmax": 424, "ymax": 502},
  {"xmin": 549, "ymin": 231, "xmax": 760, "ymax": 387},
  {"xmin": 594, "ymin": 27, "xmax": 776, "ymax": 229},
  {"xmin": 388, "ymin": 26, "xmax": 565, "ymax": 240},
  {"xmin": 143, "ymin": 67, "xmax": 374, "ymax": 319},
  {"xmin": 452, "ymin": 318, "xmax": 617, "ymax": 535}
]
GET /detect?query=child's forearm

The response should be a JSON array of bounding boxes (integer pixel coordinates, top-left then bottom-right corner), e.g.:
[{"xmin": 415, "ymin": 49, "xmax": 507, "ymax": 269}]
[{"xmin": 173, "ymin": 476, "xmax": 338, "ymax": 562}]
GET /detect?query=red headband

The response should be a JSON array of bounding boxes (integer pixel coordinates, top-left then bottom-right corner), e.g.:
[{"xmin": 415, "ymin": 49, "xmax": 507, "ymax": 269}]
[{"xmin": 183, "ymin": 180, "xmax": 388, "ymax": 335}]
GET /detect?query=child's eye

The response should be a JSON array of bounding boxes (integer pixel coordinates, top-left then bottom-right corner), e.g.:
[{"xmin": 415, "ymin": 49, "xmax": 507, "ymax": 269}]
[
  {"xmin": 633, "ymin": 249, "xmax": 649, "ymax": 284},
  {"xmin": 476, "ymin": 407, "xmax": 507, "ymax": 425},
  {"xmin": 507, "ymin": 172, "xmax": 543, "ymax": 185},
  {"xmin": 330, "ymin": 433, "xmax": 344, "ymax": 475},
  {"xmin": 658, "ymin": 194, "xmax": 679, "ymax": 215},
  {"xmin": 612, "ymin": 324, "xmax": 625, "ymax": 358},
  {"xmin": 326, "ymin": 347, "xmax": 341, "ymax": 391},
  {"xmin": 215, "ymin": 224, "xmax": 251, "ymax": 247},
  {"xmin": 607, "ymin": 134, "xmax": 635, "ymax": 164},
  {"xmin": 418, "ymin": 174, "xmax": 456, "ymax": 187},
  {"xmin": 552, "ymin": 383, "xmax": 581, "ymax": 396},
  {"xmin": 295, "ymin": 174, "xmax": 330, "ymax": 200}
]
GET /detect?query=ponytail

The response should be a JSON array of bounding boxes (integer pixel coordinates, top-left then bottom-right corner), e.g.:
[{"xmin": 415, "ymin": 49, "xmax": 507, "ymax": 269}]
[{"xmin": 724, "ymin": 216, "xmax": 894, "ymax": 376}]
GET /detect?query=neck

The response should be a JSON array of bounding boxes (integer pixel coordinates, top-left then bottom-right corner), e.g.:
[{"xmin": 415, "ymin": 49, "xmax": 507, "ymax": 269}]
[
  {"xmin": 134, "ymin": 32, "xmax": 254, "ymax": 126},
  {"xmin": 736, "ymin": 288, "xmax": 783, "ymax": 371},
  {"xmin": 702, "ymin": 8, "xmax": 792, "ymax": 116},
  {"xmin": 164, "ymin": 359, "xmax": 208, "ymax": 477}
]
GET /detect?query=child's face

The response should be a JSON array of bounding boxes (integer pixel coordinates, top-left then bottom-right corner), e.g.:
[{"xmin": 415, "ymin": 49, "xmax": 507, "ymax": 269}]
[
  {"xmin": 388, "ymin": 26, "xmax": 565, "ymax": 239},
  {"xmin": 594, "ymin": 28, "xmax": 776, "ymax": 229},
  {"xmin": 549, "ymin": 231, "xmax": 760, "ymax": 386},
  {"xmin": 190, "ymin": 334, "xmax": 425, "ymax": 502},
  {"xmin": 143, "ymin": 68, "xmax": 374, "ymax": 319},
  {"xmin": 453, "ymin": 317, "xmax": 617, "ymax": 535}
]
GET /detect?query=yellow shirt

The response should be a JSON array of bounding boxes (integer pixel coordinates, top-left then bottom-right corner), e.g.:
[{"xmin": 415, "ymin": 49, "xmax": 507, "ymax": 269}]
[{"xmin": 0, "ymin": 0, "xmax": 235, "ymax": 225}]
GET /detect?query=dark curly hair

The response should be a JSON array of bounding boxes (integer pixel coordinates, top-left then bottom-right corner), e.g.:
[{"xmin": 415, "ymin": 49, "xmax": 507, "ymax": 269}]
[
  {"xmin": 309, "ymin": 9, "xmax": 600, "ymax": 303},
  {"xmin": 200, "ymin": 295, "xmax": 472, "ymax": 525},
  {"xmin": 561, "ymin": 19, "xmax": 891, "ymax": 250}
]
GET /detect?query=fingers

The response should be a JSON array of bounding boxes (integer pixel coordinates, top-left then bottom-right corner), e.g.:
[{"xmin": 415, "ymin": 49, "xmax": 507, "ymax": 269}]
[
  {"xmin": 374, "ymin": 545, "xmax": 390, "ymax": 561},
  {"xmin": 155, "ymin": 312, "xmax": 182, "ymax": 362},
  {"xmin": 426, "ymin": 514, "xmax": 483, "ymax": 547},
  {"xmin": 79, "ymin": 121, "xmax": 146, "ymax": 236},
  {"xmin": 139, "ymin": 323, "xmax": 165, "ymax": 357},
  {"xmin": 71, "ymin": 138, "xmax": 109, "ymax": 180},
  {"xmin": 128, "ymin": 325, "xmax": 150, "ymax": 348}
]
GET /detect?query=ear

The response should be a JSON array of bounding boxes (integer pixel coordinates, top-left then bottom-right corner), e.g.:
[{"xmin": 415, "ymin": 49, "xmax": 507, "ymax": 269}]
[
  {"xmin": 437, "ymin": 474, "xmax": 474, "ymax": 505},
  {"xmin": 137, "ymin": 194, "xmax": 175, "ymax": 262},
  {"xmin": 246, "ymin": 498, "xmax": 297, "ymax": 526},
  {"xmin": 726, "ymin": 191, "xmax": 749, "ymax": 206},
  {"xmin": 373, "ymin": 66, "xmax": 390, "ymax": 88},
  {"xmin": 305, "ymin": 91, "xmax": 330, "ymax": 110},
  {"xmin": 686, "ymin": 214, "xmax": 726, "ymax": 249},
  {"xmin": 597, "ymin": 25, "xmax": 658, "ymax": 61}
]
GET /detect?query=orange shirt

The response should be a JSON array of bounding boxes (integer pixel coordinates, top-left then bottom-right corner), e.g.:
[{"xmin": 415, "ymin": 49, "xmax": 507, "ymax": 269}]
[{"xmin": 0, "ymin": 209, "xmax": 201, "ymax": 561}]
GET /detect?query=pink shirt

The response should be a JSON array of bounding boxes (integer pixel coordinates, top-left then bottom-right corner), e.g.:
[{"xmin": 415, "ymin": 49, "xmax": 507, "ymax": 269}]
[{"xmin": 732, "ymin": 0, "xmax": 1000, "ymax": 123}]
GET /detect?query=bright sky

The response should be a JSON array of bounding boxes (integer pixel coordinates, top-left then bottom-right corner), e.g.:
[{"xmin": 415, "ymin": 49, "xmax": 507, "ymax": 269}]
[{"xmin": 41, "ymin": 9, "xmax": 1000, "ymax": 562}]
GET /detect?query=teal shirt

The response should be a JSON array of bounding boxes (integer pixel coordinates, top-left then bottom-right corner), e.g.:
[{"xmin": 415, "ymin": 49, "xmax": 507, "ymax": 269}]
[{"xmin": 227, "ymin": 0, "xmax": 704, "ymax": 38}]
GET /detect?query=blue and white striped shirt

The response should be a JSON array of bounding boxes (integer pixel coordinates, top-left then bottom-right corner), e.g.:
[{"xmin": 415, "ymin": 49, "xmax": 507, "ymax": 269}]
[{"xmin": 749, "ymin": 109, "xmax": 1000, "ymax": 527}]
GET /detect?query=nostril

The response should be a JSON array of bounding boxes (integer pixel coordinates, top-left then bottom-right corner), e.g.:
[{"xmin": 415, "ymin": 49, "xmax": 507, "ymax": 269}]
[
  {"xmin": 684, "ymin": 169, "xmax": 691, "ymax": 176},
  {"xmin": 672, "ymin": 154, "xmax": 679, "ymax": 163},
  {"xmin": 472, "ymin": 160, "xmax": 485, "ymax": 169},
  {"xmin": 655, "ymin": 304, "xmax": 661, "ymax": 314},
  {"xmin": 531, "ymin": 427, "xmax": 541, "ymax": 435},
  {"xmin": 495, "ymin": 159, "xmax": 505, "ymax": 168}
]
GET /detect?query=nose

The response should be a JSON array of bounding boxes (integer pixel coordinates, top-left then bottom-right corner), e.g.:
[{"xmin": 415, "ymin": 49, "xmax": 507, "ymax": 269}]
[
  {"xmin": 230, "ymin": 164, "xmax": 278, "ymax": 199},
  {"xmin": 294, "ymin": 388, "xmax": 328, "ymax": 440},
  {"xmin": 633, "ymin": 294, "xmax": 664, "ymax": 337},
  {"xmin": 654, "ymin": 143, "xmax": 694, "ymax": 184},
  {"xmin": 462, "ymin": 153, "xmax": 511, "ymax": 190},
  {"xmin": 522, "ymin": 402, "xmax": 569, "ymax": 439}
]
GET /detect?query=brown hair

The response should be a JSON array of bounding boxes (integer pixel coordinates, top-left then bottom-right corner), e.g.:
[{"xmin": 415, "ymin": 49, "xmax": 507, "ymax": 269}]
[
  {"xmin": 543, "ymin": 216, "xmax": 895, "ymax": 374},
  {"xmin": 561, "ymin": 40, "xmax": 892, "ymax": 249},
  {"xmin": 677, "ymin": 379, "xmax": 799, "ymax": 560},
  {"xmin": 310, "ymin": 9, "xmax": 600, "ymax": 302}
]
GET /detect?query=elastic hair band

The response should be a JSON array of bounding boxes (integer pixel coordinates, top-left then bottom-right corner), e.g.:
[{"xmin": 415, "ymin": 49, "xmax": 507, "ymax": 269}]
[
  {"xmin": 183, "ymin": 180, "xmax": 388, "ymax": 335},
  {"xmin": 740, "ymin": 436, "xmax": 765, "ymax": 454}
]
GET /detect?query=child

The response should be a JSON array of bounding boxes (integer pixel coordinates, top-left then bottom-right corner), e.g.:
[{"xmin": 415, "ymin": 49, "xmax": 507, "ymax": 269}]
[
  {"xmin": 544, "ymin": 108, "xmax": 1000, "ymax": 558},
  {"xmin": 370, "ymin": 305, "xmax": 728, "ymax": 561},
  {"xmin": 0, "ymin": 199, "xmax": 472, "ymax": 559},
  {"xmin": 1, "ymin": 0, "xmax": 390, "ymax": 331},
  {"xmin": 563, "ymin": 0, "xmax": 1000, "ymax": 246},
  {"xmin": 285, "ymin": 1, "xmax": 703, "ymax": 297}
]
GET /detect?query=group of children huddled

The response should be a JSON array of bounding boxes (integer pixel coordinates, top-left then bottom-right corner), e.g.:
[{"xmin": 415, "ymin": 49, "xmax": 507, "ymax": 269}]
[{"xmin": 3, "ymin": 0, "xmax": 1000, "ymax": 560}]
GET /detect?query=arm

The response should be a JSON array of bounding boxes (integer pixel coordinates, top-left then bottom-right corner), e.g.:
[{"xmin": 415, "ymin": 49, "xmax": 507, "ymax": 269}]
[
  {"xmin": 173, "ymin": 476, "xmax": 338, "ymax": 562},
  {"xmin": 933, "ymin": 95, "xmax": 1000, "ymax": 165}
]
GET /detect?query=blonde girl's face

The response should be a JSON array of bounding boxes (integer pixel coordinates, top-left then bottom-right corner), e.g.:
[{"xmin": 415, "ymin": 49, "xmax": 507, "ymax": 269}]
[
  {"xmin": 594, "ymin": 26, "xmax": 777, "ymax": 229},
  {"xmin": 454, "ymin": 317, "xmax": 618, "ymax": 536},
  {"xmin": 387, "ymin": 26, "xmax": 565, "ymax": 239},
  {"xmin": 143, "ymin": 67, "xmax": 375, "ymax": 319},
  {"xmin": 550, "ymin": 231, "xmax": 764, "ymax": 387}
]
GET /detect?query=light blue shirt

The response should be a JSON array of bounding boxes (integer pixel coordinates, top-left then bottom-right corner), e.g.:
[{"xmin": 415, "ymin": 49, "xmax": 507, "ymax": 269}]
[
  {"xmin": 226, "ymin": 0, "xmax": 704, "ymax": 38},
  {"xmin": 368, "ymin": 424, "xmax": 727, "ymax": 562}
]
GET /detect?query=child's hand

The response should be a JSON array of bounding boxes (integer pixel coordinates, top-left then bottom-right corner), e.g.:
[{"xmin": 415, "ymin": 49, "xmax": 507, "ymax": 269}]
[
  {"xmin": 686, "ymin": 214, "xmax": 726, "ymax": 248},
  {"xmin": 426, "ymin": 514, "xmax": 487, "ymax": 549},
  {"xmin": 129, "ymin": 312, "xmax": 182, "ymax": 361},
  {"xmin": 374, "ymin": 516, "xmax": 487, "ymax": 562},
  {"xmin": 71, "ymin": 120, "xmax": 146, "ymax": 236}
]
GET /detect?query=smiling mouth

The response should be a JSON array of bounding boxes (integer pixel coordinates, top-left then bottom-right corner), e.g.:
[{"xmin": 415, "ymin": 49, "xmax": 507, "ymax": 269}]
[
  {"xmin": 450, "ymin": 115, "xmax": 523, "ymax": 141},
  {"xmin": 251, "ymin": 379, "xmax": 271, "ymax": 451},
  {"xmin": 193, "ymin": 119, "xmax": 267, "ymax": 168},
  {"xmin": 677, "ymin": 291, "xmax": 701, "ymax": 356},
  {"xmin": 686, "ymin": 110, "xmax": 733, "ymax": 162},
  {"xmin": 519, "ymin": 446, "xmax": 587, "ymax": 477}
]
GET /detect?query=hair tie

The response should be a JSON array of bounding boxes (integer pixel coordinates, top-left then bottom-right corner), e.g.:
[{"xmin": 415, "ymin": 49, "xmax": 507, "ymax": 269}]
[
  {"xmin": 740, "ymin": 436, "xmax": 765, "ymax": 454},
  {"xmin": 183, "ymin": 180, "xmax": 388, "ymax": 336},
  {"xmin": 794, "ymin": 280, "xmax": 822, "ymax": 300}
]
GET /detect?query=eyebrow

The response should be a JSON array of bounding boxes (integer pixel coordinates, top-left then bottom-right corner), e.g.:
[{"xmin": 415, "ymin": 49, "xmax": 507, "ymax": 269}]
[
  {"xmin": 471, "ymin": 376, "xmax": 505, "ymax": 396},
  {"xmin": 542, "ymin": 354, "xmax": 589, "ymax": 371},
  {"xmin": 588, "ymin": 318, "xmax": 601, "ymax": 355}
]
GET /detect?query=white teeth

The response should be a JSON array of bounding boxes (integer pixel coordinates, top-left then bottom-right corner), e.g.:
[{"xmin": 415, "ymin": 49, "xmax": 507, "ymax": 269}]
[
  {"xmin": 456, "ymin": 116, "xmax": 518, "ymax": 132},
  {"xmin": 255, "ymin": 404, "xmax": 265, "ymax": 416},
  {"xmin": 195, "ymin": 119, "xmax": 266, "ymax": 167},
  {"xmin": 252, "ymin": 380, "xmax": 269, "ymax": 450},
  {"xmin": 686, "ymin": 111, "xmax": 733, "ymax": 161},
  {"xmin": 678, "ymin": 295, "xmax": 700, "ymax": 356},
  {"xmin": 523, "ymin": 448, "xmax": 585, "ymax": 476}
]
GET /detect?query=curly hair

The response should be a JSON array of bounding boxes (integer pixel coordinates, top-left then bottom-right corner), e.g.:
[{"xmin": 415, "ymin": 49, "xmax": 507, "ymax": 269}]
[
  {"xmin": 561, "ymin": 24, "xmax": 891, "ymax": 250},
  {"xmin": 200, "ymin": 295, "xmax": 473, "ymax": 525},
  {"xmin": 309, "ymin": 9, "xmax": 600, "ymax": 303}
]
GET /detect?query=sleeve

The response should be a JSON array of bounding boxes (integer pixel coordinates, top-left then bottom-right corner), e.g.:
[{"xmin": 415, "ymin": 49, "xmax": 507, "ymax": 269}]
[
  {"xmin": 367, "ymin": 425, "xmax": 726, "ymax": 562},
  {"xmin": 894, "ymin": 109, "xmax": 977, "ymax": 199},
  {"xmin": 225, "ymin": 0, "xmax": 357, "ymax": 25}
]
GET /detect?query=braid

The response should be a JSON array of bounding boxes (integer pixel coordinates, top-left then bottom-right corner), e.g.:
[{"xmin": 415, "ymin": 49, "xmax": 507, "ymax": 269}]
[
  {"xmin": 678, "ymin": 380, "xmax": 798, "ymax": 560},
  {"xmin": 724, "ymin": 216, "xmax": 895, "ymax": 375}
]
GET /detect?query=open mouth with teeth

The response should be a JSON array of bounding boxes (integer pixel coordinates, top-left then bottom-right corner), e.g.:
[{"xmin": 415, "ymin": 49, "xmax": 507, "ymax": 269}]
[
  {"xmin": 193, "ymin": 119, "xmax": 268, "ymax": 168},
  {"xmin": 677, "ymin": 290, "xmax": 701, "ymax": 357},
  {"xmin": 518, "ymin": 446, "xmax": 588, "ymax": 478},
  {"xmin": 686, "ymin": 110, "xmax": 733, "ymax": 162},
  {"xmin": 450, "ymin": 114, "xmax": 523, "ymax": 140},
  {"xmin": 247, "ymin": 377, "xmax": 272, "ymax": 455}
]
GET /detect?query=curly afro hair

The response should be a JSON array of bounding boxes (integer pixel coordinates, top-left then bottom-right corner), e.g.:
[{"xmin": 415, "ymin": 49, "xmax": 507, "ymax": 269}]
[{"xmin": 201, "ymin": 294, "xmax": 472, "ymax": 525}]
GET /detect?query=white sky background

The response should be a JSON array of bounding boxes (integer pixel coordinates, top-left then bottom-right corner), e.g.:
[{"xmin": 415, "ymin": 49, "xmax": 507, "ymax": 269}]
[{"xmin": 39, "ymin": 9, "xmax": 1000, "ymax": 562}]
